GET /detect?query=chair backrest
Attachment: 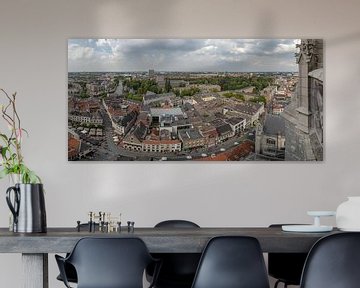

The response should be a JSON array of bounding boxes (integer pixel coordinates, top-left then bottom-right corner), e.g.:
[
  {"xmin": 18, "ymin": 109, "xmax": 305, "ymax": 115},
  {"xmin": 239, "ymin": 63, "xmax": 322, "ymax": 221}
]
[
  {"xmin": 191, "ymin": 236, "xmax": 270, "ymax": 288},
  {"xmin": 151, "ymin": 220, "xmax": 201, "ymax": 285},
  {"xmin": 67, "ymin": 237, "xmax": 154, "ymax": 288},
  {"xmin": 268, "ymin": 224, "xmax": 308, "ymax": 285},
  {"xmin": 155, "ymin": 220, "xmax": 200, "ymax": 228},
  {"xmin": 300, "ymin": 232, "xmax": 360, "ymax": 288}
]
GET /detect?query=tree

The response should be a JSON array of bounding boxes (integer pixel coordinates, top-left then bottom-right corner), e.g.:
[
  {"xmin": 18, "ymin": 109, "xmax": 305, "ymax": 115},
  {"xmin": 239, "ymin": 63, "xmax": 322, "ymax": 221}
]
[
  {"xmin": 180, "ymin": 87, "xmax": 201, "ymax": 97},
  {"xmin": 250, "ymin": 96, "xmax": 267, "ymax": 105},
  {"xmin": 80, "ymin": 90, "xmax": 89, "ymax": 98},
  {"xmin": 223, "ymin": 92, "xmax": 245, "ymax": 101},
  {"xmin": 125, "ymin": 92, "xmax": 143, "ymax": 102}
]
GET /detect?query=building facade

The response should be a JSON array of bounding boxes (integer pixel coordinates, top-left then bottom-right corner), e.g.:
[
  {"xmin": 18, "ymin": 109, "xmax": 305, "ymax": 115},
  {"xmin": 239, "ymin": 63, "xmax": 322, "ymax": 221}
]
[
  {"xmin": 255, "ymin": 115, "xmax": 286, "ymax": 160},
  {"xmin": 282, "ymin": 39, "xmax": 323, "ymax": 161}
]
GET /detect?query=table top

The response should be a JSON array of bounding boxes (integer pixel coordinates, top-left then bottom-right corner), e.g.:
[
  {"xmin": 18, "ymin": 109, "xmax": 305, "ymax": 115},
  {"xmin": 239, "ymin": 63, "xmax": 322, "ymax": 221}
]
[{"xmin": 0, "ymin": 227, "xmax": 340, "ymax": 254}]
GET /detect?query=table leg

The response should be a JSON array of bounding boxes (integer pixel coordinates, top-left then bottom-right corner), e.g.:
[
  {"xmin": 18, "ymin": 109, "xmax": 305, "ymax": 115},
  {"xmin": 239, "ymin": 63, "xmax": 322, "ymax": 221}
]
[{"xmin": 22, "ymin": 253, "xmax": 48, "ymax": 288}]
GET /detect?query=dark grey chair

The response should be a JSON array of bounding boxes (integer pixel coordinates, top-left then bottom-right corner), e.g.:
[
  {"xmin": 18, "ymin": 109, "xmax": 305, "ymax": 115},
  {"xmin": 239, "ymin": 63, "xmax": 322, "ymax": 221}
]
[
  {"xmin": 191, "ymin": 236, "xmax": 270, "ymax": 288},
  {"xmin": 300, "ymin": 232, "xmax": 360, "ymax": 288},
  {"xmin": 56, "ymin": 262, "xmax": 77, "ymax": 284},
  {"xmin": 154, "ymin": 220, "xmax": 200, "ymax": 229},
  {"xmin": 268, "ymin": 224, "xmax": 308, "ymax": 288},
  {"xmin": 55, "ymin": 237, "xmax": 160, "ymax": 288},
  {"xmin": 56, "ymin": 223, "xmax": 99, "ymax": 284},
  {"xmin": 147, "ymin": 220, "xmax": 201, "ymax": 288}
]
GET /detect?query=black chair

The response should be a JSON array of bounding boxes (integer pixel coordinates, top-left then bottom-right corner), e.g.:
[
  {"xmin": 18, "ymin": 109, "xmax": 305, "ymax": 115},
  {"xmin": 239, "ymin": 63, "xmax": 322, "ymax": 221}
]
[
  {"xmin": 191, "ymin": 236, "xmax": 270, "ymax": 288},
  {"xmin": 268, "ymin": 224, "xmax": 308, "ymax": 288},
  {"xmin": 300, "ymin": 232, "xmax": 360, "ymax": 288},
  {"xmin": 147, "ymin": 220, "xmax": 201, "ymax": 288},
  {"xmin": 56, "ymin": 223, "xmax": 99, "ymax": 284},
  {"xmin": 56, "ymin": 262, "xmax": 77, "ymax": 284},
  {"xmin": 154, "ymin": 220, "xmax": 200, "ymax": 229},
  {"xmin": 55, "ymin": 237, "xmax": 160, "ymax": 288}
]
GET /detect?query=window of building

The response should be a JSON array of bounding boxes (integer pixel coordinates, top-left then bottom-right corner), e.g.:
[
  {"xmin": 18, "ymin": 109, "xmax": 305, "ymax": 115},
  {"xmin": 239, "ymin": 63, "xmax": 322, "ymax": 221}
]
[{"xmin": 266, "ymin": 138, "xmax": 276, "ymax": 146}]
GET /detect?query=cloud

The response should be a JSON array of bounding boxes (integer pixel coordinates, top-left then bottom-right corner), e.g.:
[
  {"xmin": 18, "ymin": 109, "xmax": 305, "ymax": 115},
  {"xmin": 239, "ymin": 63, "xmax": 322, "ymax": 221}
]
[
  {"xmin": 68, "ymin": 39, "xmax": 299, "ymax": 72},
  {"xmin": 68, "ymin": 44, "xmax": 94, "ymax": 60}
]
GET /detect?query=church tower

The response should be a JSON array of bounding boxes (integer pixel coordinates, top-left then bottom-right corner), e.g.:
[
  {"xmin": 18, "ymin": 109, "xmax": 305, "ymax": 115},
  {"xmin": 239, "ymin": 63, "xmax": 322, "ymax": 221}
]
[{"xmin": 282, "ymin": 39, "xmax": 323, "ymax": 160}]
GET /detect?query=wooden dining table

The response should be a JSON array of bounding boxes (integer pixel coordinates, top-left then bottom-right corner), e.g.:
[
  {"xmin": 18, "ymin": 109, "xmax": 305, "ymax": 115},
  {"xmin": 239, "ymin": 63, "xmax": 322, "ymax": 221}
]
[{"xmin": 0, "ymin": 226, "xmax": 339, "ymax": 288}]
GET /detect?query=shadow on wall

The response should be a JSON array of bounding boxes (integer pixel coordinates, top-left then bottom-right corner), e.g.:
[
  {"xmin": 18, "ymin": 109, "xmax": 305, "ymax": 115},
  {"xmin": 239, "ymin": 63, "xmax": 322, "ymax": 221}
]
[
  {"xmin": 255, "ymin": 9, "xmax": 277, "ymax": 36},
  {"xmin": 94, "ymin": 0, "xmax": 181, "ymax": 36},
  {"xmin": 327, "ymin": 31, "xmax": 360, "ymax": 46}
]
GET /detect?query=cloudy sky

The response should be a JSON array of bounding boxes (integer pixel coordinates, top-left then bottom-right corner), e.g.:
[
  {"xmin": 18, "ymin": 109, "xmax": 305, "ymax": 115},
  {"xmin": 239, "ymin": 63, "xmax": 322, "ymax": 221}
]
[{"xmin": 68, "ymin": 39, "xmax": 300, "ymax": 72}]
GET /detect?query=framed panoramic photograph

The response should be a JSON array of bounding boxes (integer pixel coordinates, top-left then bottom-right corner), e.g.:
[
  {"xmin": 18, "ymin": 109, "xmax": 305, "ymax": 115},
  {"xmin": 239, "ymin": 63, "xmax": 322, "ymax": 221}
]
[{"xmin": 68, "ymin": 39, "xmax": 323, "ymax": 161}]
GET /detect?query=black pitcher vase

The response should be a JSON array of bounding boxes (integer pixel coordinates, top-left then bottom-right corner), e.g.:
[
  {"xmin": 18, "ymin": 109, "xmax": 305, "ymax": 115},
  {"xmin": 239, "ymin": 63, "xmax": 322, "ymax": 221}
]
[{"xmin": 6, "ymin": 183, "xmax": 47, "ymax": 233}]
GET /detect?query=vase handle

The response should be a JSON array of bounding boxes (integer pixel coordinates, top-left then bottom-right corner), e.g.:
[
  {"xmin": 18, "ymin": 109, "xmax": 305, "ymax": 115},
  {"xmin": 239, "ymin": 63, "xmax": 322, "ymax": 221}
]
[{"xmin": 6, "ymin": 186, "xmax": 20, "ymax": 224}]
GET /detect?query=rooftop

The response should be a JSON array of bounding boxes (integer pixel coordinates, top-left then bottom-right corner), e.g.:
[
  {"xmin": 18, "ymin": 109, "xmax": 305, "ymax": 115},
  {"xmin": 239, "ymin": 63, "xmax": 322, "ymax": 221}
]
[
  {"xmin": 144, "ymin": 92, "xmax": 176, "ymax": 102},
  {"xmin": 263, "ymin": 115, "xmax": 285, "ymax": 136},
  {"xmin": 133, "ymin": 122, "xmax": 147, "ymax": 140},
  {"xmin": 120, "ymin": 110, "xmax": 138, "ymax": 126},
  {"xmin": 230, "ymin": 102, "xmax": 263, "ymax": 115},
  {"xmin": 216, "ymin": 123, "xmax": 233, "ymax": 135},
  {"xmin": 226, "ymin": 117, "xmax": 245, "ymax": 125},
  {"xmin": 178, "ymin": 128, "xmax": 203, "ymax": 140},
  {"xmin": 150, "ymin": 107, "xmax": 185, "ymax": 118}
]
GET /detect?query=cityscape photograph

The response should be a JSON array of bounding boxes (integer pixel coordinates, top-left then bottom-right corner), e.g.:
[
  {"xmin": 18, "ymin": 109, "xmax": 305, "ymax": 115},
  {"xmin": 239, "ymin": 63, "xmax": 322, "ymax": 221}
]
[{"xmin": 68, "ymin": 39, "xmax": 323, "ymax": 161}]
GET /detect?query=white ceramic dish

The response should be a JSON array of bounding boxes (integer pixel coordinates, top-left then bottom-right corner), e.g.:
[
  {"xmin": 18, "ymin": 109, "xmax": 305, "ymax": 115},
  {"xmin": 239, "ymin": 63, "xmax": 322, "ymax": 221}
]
[
  {"xmin": 307, "ymin": 211, "xmax": 336, "ymax": 217},
  {"xmin": 282, "ymin": 225, "xmax": 333, "ymax": 233}
]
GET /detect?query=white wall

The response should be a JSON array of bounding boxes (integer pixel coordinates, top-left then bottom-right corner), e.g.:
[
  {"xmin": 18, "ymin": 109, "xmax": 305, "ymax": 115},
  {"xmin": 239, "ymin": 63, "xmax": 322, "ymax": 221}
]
[{"xmin": 1, "ymin": 0, "xmax": 360, "ymax": 287}]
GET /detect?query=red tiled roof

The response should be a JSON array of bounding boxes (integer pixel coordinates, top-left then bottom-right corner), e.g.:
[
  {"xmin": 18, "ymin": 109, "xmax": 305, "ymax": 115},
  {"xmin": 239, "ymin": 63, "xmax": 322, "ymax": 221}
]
[
  {"xmin": 68, "ymin": 137, "xmax": 81, "ymax": 158},
  {"xmin": 109, "ymin": 107, "xmax": 126, "ymax": 117},
  {"xmin": 198, "ymin": 140, "xmax": 254, "ymax": 161}
]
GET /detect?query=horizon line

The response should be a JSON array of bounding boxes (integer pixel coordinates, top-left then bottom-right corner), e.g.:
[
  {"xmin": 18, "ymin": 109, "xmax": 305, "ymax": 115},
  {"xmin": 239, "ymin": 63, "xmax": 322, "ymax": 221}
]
[{"xmin": 68, "ymin": 70, "xmax": 298, "ymax": 73}]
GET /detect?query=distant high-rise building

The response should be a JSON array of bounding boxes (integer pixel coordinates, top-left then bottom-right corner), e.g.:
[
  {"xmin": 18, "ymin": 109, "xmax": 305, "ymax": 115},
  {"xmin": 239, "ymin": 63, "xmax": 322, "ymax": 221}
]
[
  {"xmin": 149, "ymin": 69, "xmax": 155, "ymax": 78},
  {"xmin": 282, "ymin": 39, "xmax": 323, "ymax": 160}
]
